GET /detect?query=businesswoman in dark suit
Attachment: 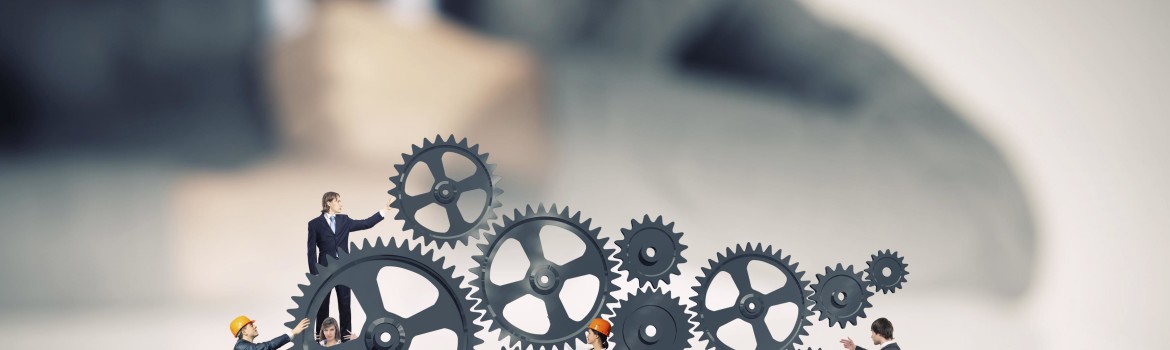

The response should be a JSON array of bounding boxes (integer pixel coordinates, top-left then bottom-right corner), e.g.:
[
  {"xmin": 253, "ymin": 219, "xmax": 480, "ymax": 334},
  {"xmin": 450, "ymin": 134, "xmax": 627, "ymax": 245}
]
[{"xmin": 308, "ymin": 191, "xmax": 390, "ymax": 339}]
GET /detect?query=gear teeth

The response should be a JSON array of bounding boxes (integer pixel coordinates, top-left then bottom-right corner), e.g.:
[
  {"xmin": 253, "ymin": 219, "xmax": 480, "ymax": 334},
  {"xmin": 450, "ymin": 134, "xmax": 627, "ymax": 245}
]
[
  {"xmin": 615, "ymin": 214, "xmax": 689, "ymax": 288},
  {"xmin": 388, "ymin": 136, "xmax": 502, "ymax": 249},
  {"xmin": 864, "ymin": 250, "xmax": 909, "ymax": 294},
  {"xmin": 811, "ymin": 263, "xmax": 874, "ymax": 328},
  {"xmin": 690, "ymin": 242, "xmax": 812, "ymax": 350},
  {"xmin": 611, "ymin": 288, "xmax": 695, "ymax": 350},
  {"xmin": 470, "ymin": 204, "xmax": 619, "ymax": 350},
  {"xmin": 286, "ymin": 237, "xmax": 481, "ymax": 349}
]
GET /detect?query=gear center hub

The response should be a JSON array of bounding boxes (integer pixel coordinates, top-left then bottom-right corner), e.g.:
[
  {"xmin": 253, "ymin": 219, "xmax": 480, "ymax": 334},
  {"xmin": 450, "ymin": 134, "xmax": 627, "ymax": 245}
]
[
  {"xmin": 367, "ymin": 317, "xmax": 407, "ymax": 350},
  {"xmin": 529, "ymin": 265, "xmax": 560, "ymax": 294},
  {"xmin": 738, "ymin": 293, "xmax": 764, "ymax": 319},
  {"xmin": 832, "ymin": 291, "xmax": 849, "ymax": 307},
  {"xmin": 638, "ymin": 324, "xmax": 661, "ymax": 344},
  {"xmin": 432, "ymin": 180, "xmax": 458, "ymax": 204},
  {"xmin": 639, "ymin": 247, "xmax": 659, "ymax": 265}
]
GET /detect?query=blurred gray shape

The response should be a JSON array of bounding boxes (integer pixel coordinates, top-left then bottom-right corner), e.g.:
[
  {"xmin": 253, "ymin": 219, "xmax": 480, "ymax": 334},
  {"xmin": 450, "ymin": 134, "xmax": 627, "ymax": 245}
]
[
  {"xmin": 0, "ymin": 0, "xmax": 272, "ymax": 166},
  {"xmin": 438, "ymin": 0, "xmax": 1034, "ymax": 296}
]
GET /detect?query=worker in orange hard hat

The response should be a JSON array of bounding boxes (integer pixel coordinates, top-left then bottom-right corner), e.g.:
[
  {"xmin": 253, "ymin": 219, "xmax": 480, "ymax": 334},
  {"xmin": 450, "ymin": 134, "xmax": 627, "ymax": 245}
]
[
  {"xmin": 584, "ymin": 318, "xmax": 612, "ymax": 349},
  {"xmin": 229, "ymin": 315, "xmax": 311, "ymax": 350}
]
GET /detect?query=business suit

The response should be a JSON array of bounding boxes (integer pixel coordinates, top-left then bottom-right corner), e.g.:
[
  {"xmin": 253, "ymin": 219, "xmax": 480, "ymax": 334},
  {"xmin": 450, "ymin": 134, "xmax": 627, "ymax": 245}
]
[
  {"xmin": 858, "ymin": 343, "xmax": 901, "ymax": 350},
  {"xmin": 233, "ymin": 334, "xmax": 290, "ymax": 350},
  {"xmin": 308, "ymin": 211, "xmax": 384, "ymax": 335}
]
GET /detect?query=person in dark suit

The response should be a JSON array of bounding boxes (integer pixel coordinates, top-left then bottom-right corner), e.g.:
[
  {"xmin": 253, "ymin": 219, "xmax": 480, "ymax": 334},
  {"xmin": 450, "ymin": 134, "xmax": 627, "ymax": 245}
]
[
  {"xmin": 308, "ymin": 191, "xmax": 391, "ymax": 338},
  {"xmin": 841, "ymin": 317, "xmax": 900, "ymax": 350}
]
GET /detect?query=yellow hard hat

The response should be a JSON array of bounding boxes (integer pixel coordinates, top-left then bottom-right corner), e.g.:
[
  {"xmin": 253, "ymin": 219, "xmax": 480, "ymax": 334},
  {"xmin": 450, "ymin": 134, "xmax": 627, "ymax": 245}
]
[
  {"xmin": 229, "ymin": 315, "xmax": 256, "ymax": 337},
  {"xmin": 588, "ymin": 318, "xmax": 611, "ymax": 336}
]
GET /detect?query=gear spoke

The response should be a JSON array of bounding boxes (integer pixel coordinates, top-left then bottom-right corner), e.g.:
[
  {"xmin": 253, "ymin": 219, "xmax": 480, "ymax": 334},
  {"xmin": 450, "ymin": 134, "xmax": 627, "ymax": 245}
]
[
  {"xmin": 492, "ymin": 279, "xmax": 532, "ymax": 307},
  {"xmin": 390, "ymin": 136, "xmax": 501, "ymax": 247},
  {"xmin": 557, "ymin": 257, "xmax": 597, "ymax": 280},
  {"xmin": 287, "ymin": 238, "xmax": 482, "ymax": 350},
  {"xmin": 471, "ymin": 205, "xmax": 618, "ymax": 350},
  {"xmin": 543, "ymin": 297, "xmax": 576, "ymax": 327},
  {"xmin": 516, "ymin": 232, "xmax": 548, "ymax": 266},
  {"xmin": 750, "ymin": 318, "xmax": 777, "ymax": 346},
  {"xmin": 762, "ymin": 281, "xmax": 799, "ymax": 307},
  {"xmin": 401, "ymin": 193, "xmax": 435, "ymax": 213},
  {"xmin": 703, "ymin": 306, "xmax": 740, "ymax": 329},
  {"xmin": 339, "ymin": 263, "xmax": 389, "ymax": 317},
  {"xmin": 690, "ymin": 244, "xmax": 811, "ymax": 350},
  {"xmin": 727, "ymin": 263, "xmax": 754, "ymax": 294},
  {"xmin": 455, "ymin": 166, "xmax": 491, "ymax": 192},
  {"xmin": 420, "ymin": 151, "xmax": 448, "ymax": 181},
  {"xmin": 443, "ymin": 202, "xmax": 465, "ymax": 226},
  {"xmin": 404, "ymin": 298, "xmax": 460, "ymax": 335}
]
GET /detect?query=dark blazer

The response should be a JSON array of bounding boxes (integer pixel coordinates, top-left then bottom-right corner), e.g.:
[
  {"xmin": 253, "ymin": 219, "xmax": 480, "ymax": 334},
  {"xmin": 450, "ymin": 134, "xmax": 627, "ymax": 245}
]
[
  {"xmin": 308, "ymin": 212, "xmax": 384, "ymax": 275},
  {"xmin": 233, "ymin": 334, "xmax": 289, "ymax": 350},
  {"xmin": 859, "ymin": 343, "xmax": 901, "ymax": 350}
]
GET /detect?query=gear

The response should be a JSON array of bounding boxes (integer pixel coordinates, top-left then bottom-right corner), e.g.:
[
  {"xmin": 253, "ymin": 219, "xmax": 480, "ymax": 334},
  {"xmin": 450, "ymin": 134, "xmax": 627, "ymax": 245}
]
[
  {"xmin": 610, "ymin": 288, "xmax": 694, "ymax": 350},
  {"xmin": 388, "ymin": 135, "xmax": 502, "ymax": 248},
  {"xmin": 864, "ymin": 250, "xmax": 909, "ymax": 294},
  {"xmin": 690, "ymin": 243, "xmax": 813, "ymax": 350},
  {"xmin": 615, "ymin": 215, "xmax": 688, "ymax": 288},
  {"xmin": 470, "ymin": 204, "xmax": 620, "ymax": 350},
  {"xmin": 810, "ymin": 263, "xmax": 874, "ymax": 328},
  {"xmin": 284, "ymin": 237, "xmax": 482, "ymax": 350}
]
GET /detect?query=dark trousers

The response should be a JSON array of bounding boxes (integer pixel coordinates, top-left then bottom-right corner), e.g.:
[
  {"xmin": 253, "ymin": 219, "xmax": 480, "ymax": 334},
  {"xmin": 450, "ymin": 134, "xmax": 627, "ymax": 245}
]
[{"xmin": 315, "ymin": 285, "xmax": 352, "ymax": 338}]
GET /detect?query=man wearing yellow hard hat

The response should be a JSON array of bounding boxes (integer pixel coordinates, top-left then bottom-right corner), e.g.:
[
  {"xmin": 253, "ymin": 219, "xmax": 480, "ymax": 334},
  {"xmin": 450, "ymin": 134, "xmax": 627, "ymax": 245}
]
[{"xmin": 229, "ymin": 315, "xmax": 310, "ymax": 350}]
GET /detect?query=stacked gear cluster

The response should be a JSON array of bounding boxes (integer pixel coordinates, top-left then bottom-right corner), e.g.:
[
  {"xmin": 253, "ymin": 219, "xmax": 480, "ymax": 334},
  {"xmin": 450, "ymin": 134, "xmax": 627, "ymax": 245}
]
[{"xmin": 284, "ymin": 135, "xmax": 911, "ymax": 350}]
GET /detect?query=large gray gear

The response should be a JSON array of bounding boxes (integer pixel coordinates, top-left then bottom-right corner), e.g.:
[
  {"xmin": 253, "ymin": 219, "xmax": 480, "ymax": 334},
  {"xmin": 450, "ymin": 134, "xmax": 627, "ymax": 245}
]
[
  {"xmin": 864, "ymin": 250, "xmax": 909, "ymax": 294},
  {"xmin": 610, "ymin": 288, "xmax": 694, "ymax": 350},
  {"xmin": 690, "ymin": 243, "xmax": 813, "ymax": 350},
  {"xmin": 284, "ymin": 237, "xmax": 482, "ymax": 350},
  {"xmin": 388, "ymin": 135, "xmax": 502, "ymax": 248},
  {"xmin": 810, "ymin": 263, "xmax": 874, "ymax": 328},
  {"xmin": 469, "ymin": 204, "xmax": 620, "ymax": 350},
  {"xmin": 615, "ymin": 215, "xmax": 688, "ymax": 288}
]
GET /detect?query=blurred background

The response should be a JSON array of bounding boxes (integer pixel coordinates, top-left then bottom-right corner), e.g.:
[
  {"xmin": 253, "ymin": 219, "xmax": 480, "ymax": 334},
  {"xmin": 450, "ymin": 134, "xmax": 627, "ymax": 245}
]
[{"xmin": 0, "ymin": 0, "xmax": 1166, "ymax": 349}]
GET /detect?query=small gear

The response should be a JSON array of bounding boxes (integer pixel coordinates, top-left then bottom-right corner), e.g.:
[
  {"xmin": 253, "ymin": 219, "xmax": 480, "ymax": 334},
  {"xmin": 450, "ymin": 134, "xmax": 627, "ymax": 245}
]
[
  {"xmin": 469, "ymin": 204, "xmax": 620, "ymax": 350},
  {"xmin": 388, "ymin": 135, "xmax": 502, "ymax": 248},
  {"xmin": 615, "ymin": 215, "xmax": 688, "ymax": 288},
  {"xmin": 690, "ymin": 243, "xmax": 813, "ymax": 350},
  {"xmin": 864, "ymin": 250, "xmax": 909, "ymax": 294},
  {"xmin": 810, "ymin": 263, "xmax": 874, "ymax": 328},
  {"xmin": 610, "ymin": 288, "xmax": 694, "ymax": 350},
  {"xmin": 285, "ymin": 237, "xmax": 482, "ymax": 350}
]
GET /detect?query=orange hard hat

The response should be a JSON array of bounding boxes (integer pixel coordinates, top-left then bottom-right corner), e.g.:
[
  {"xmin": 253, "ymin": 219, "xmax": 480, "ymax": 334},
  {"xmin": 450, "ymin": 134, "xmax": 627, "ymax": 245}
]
[
  {"xmin": 229, "ymin": 315, "xmax": 256, "ymax": 337},
  {"xmin": 588, "ymin": 318, "xmax": 611, "ymax": 336}
]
